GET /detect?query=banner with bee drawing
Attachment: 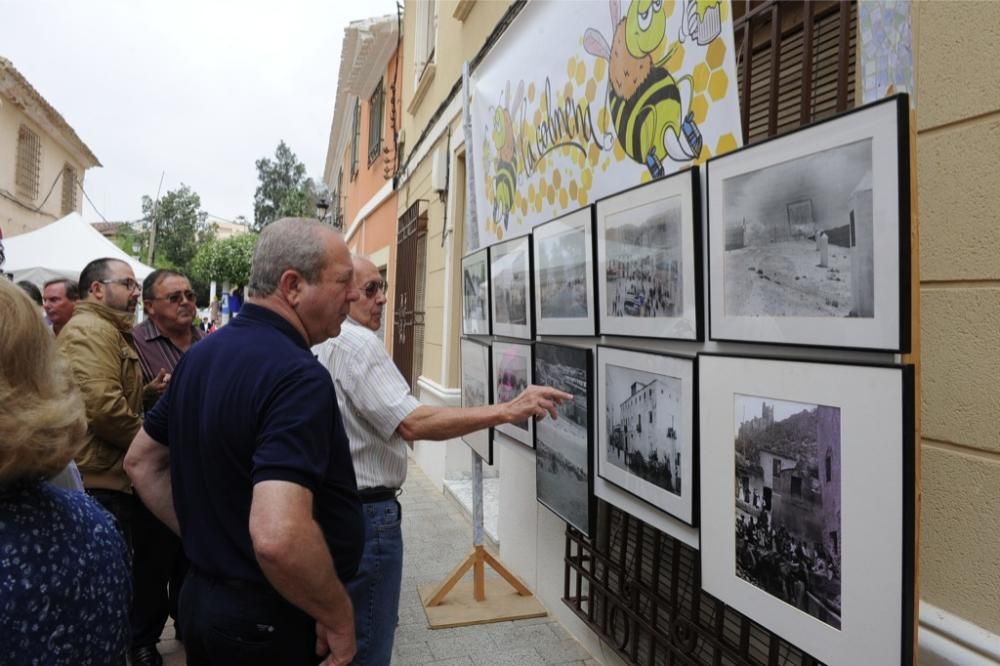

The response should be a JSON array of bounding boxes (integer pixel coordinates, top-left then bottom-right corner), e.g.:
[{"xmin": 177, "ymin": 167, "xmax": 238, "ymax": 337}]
[{"xmin": 470, "ymin": 0, "xmax": 742, "ymax": 250}]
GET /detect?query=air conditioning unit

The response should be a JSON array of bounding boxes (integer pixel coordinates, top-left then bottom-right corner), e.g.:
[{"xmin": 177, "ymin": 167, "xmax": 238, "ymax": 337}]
[{"xmin": 431, "ymin": 147, "xmax": 447, "ymax": 196}]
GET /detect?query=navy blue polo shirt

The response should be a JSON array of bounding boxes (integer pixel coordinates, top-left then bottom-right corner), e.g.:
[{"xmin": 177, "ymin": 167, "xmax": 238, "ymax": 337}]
[{"xmin": 144, "ymin": 303, "xmax": 363, "ymax": 584}]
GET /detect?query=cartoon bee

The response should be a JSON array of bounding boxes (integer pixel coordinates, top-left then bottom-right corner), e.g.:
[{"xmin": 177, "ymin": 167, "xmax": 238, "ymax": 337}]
[
  {"xmin": 678, "ymin": 0, "xmax": 723, "ymax": 46},
  {"xmin": 585, "ymin": 0, "xmax": 702, "ymax": 177},
  {"xmin": 491, "ymin": 80, "xmax": 524, "ymax": 232}
]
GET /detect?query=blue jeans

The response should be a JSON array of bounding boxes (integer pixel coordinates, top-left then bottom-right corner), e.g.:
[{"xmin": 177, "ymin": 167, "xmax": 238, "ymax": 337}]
[{"xmin": 346, "ymin": 498, "xmax": 403, "ymax": 666}]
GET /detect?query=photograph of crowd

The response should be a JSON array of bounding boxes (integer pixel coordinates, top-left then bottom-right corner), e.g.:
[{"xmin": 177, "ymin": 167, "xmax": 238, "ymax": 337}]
[
  {"xmin": 492, "ymin": 341, "xmax": 533, "ymax": 446},
  {"xmin": 534, "ymin": 343, "xmax": 592, "ymax": 535},
  {"xmin": 490, "ymin": 236, "xmax": 531, "ymax": 338},
  {"xmin": 604, "ymin": 196, "xmax": 683, "ymax": 320},
  {"xmin": 461, "ymin": 338, "xmax": 492, "ymax": 463},
  {"xmin": 462, "ymin": 250, "xmax": 490, "ymax": 335},
  {"xmin": 720, "ymin": 139, "xmax": 875, "ymax": 320},
  {"xmin": 733, "ymin": 393, "xmax": 842, "ymax": 630}
]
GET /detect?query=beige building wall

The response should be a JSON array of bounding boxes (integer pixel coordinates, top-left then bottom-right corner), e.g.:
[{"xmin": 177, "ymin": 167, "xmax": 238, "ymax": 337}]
[
  {"xmin": 0, "ymin": 102, "xmax": 87, "ymax": 236},
  {"xmin": 915, "ymin": 1, "xmax": 1000, "ymax": 636}
]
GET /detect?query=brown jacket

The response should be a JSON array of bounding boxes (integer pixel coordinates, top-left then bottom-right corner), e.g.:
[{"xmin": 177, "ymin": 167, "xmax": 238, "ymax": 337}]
[{"xmin": 58, "ymin": 301, "xmax": 144, "ymax": 492}]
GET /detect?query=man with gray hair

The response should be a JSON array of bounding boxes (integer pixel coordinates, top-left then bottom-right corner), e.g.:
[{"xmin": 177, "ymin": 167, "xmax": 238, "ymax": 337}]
[
  {"xmin": 43, "ymin": 277, "xmax": 79, "ymax": 336},
  {"xmin": 314, "ymin": 254, "xmax": 571, "ymax": 665},
  {"xmin": 126, "ymin": 218, "xmax": 364, "ymax": 666}
]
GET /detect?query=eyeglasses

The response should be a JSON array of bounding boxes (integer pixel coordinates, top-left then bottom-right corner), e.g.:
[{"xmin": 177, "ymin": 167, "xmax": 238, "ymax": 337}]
[
  {"xmin": 100, "ymin": 278, "xmax": 140, "ymax": 291},
  {"xmin": 148, "ymin": 289, "xmax": 196, "ymax": 305},
  {"xmin": 362, "ymin": 280, "xmax": 388, "ymax": 299}
]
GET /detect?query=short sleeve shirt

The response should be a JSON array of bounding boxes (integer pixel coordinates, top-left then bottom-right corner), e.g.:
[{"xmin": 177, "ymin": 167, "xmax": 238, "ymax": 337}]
[
  {"xmin": 144, "ymin": 303, "xmax": 363, "ymax": 583},
  {"xmin": 314, "ymin": 319, "xmax": 421, "ymax": 490}
]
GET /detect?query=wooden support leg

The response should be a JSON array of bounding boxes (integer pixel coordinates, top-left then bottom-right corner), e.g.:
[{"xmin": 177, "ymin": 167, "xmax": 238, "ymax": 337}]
[{"xmin": 473, "ymin": 546, "xmax": 486, "ymax": 601}]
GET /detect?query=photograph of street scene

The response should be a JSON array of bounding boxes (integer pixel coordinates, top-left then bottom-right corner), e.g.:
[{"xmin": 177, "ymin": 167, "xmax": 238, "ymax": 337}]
[
  {"xmin": 535, "ymin": 344, "xmax": 591, "ymax": 534},
  {"xmin": 462, "ymin": 253, "xmax": 489, "ymax": 334},
  {"xmin": 491, "ymin": 238, "xmax": 529, "ymax": 332},
  {"xmin": 604, "ymin": 364, "xmax": 682, "ymax": 497},
  {"xmin": 461, "ymin": 339, "xmax": 491, "ymax": 462},
  {"xmin": 494, "ymin": 342, "xmax": 531, "ymax": 438},
  {"xmin": 538, "ymin": 227, "xmax": 589, "ymax": 320},
  {"xmin": 605, "ymin": 196, "xmax": 683, "ymax": 319},
  {"xmin": 734, "ymin": 394, "xmax": 842, "ymax": 629},
  {"xmin": 722, "ymin": 139, "xmax": 875, "ymax": 319}
]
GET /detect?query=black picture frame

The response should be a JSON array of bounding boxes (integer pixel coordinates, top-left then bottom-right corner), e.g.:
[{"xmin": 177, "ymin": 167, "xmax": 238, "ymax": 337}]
[
  {"xmin": 489, "ymin": 233, "xmax": 534, "ymax": 340},
  {"xmin": 533, "ymin": 342, "xmax": 594, "ymax": 537},
  {"xmin": 460, "ymin": 336, "xmax": 493, "ymax": 464},
  {"xmin": 461, "ymin": 247, "xmax": 491, "ymax": 336},
  {"xmin": 698, "ymin": 352, "xmax": 914, "ymax": 666},
  {"xmin": 596, "ymin": 345, "xmax": 698, "ymax": 529},
  {"xmin": 706, "ymin": 94, "xmax": 911, "ymax": 352},
  {"xmin": 595, "ymin": 167, "xmax": 703, "ymax": 341},
  {"xmin": 531, "ymin": 206, "xmax": 599, "ymax": 337}
]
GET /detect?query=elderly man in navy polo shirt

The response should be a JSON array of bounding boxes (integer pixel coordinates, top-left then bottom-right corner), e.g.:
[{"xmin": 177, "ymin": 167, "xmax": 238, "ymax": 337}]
[{"xmin": 125, "ymin": 218, "xmax": 364, "ymax": 666}]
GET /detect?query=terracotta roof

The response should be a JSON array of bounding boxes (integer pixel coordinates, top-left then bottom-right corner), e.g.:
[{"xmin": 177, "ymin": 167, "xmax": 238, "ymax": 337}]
[{"xmin": 0, "ymin": 56, "xmax": 101, "ymax": 168}]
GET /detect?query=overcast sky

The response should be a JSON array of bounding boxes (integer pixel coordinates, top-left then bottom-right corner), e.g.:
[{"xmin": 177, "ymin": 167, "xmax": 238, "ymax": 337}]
[{"xmin": 0, "ymin": 0, "xmax": 397, "ymax": 224}]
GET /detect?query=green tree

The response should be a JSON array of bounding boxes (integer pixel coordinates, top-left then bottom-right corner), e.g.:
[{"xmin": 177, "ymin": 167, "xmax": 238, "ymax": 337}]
[
  {"xmin": 253, "ymin": 141, "xmax": 315, "ymax": 231},
  {"xmin": 190, "ymin": 232, "xmax": 258, "ymax": 287},
  {"xmin": 142, "ymin": 184, "xmax": 216, "ymax": 268}
]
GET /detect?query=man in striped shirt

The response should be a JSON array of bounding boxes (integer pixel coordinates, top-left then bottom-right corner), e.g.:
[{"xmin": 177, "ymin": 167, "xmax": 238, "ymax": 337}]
[
  {"xmin": 130, "ymin": 268, "xmax": 203, "ymax": 665},
  {"xmin": 315, "ymin": 256, "xmax": 570, "ymax": 666}
]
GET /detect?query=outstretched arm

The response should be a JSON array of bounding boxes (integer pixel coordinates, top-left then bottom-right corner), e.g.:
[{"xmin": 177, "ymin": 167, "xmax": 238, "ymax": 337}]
[{"xmin": 397, "ymin": 385, "xmax": 572, "ymax": 442}]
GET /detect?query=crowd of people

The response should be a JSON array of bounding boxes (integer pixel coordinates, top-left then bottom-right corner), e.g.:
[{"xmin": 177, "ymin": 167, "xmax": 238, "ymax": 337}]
[{"xmin": 0, "ymin": 218, "xmax": 571, "ymax": 665}]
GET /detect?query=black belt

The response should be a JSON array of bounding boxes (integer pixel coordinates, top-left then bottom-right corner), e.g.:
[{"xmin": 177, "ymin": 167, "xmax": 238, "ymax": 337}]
[
  {"xmin": 358, "ymin": 486, "xmax": 398, "ymax": 503},
  {"xmin": 191, "ymin": 566, "xmax": 274, "ymax": 594}
]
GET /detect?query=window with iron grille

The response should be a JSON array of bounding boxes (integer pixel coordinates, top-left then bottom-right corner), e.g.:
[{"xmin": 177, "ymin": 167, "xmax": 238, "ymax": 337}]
[
  {"xmin": 16, "ymin": 125, "xmax": 41, "ymax": 200},
  {"xmin": 350, "ymin": 99, "xmax": 361, "ymax": 179},
  {"xmin": 368, "ymin": 80, "xmax": 384, "ymax": 167},
  {"xmin": 61, "ymin": 165, "xmax": 78, "ymax": 215},
  {"xmin": 334, "ymin": 168, "xmax": 344, "ymax": 227},
  {"xmin": 564, "ymin": 3, "xmax": 858, "ymax": 664}
]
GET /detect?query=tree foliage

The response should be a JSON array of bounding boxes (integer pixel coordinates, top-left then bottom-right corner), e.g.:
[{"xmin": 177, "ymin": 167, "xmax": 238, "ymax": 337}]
[
  {"xmin": 190, "ymin": 232, "xmax": 258, "ymax": 287},
  {"xmin": 142, "ymin": 184, "xmax": 216, "ymax": 268},
  {"xmin": 253, "ymin": 141, "xmax": 320, "ymax": 231}
]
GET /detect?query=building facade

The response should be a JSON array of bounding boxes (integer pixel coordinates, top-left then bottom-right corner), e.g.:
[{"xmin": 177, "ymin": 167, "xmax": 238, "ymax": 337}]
[{"xmin": 0, "ymin": 57, "xmax": 99, "ymax": 237}]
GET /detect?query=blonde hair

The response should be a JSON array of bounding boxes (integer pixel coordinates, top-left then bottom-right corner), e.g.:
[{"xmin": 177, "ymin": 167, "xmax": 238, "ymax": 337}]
[{"xmin": 0, "ymin": 279, "xmax": 87, "ymax": 484}]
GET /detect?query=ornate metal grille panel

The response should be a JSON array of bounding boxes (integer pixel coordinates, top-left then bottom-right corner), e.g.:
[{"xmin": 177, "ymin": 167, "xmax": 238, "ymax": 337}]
[{"xmin": 563, "ymin": 2, "xmax": 857, "ymax": 662}]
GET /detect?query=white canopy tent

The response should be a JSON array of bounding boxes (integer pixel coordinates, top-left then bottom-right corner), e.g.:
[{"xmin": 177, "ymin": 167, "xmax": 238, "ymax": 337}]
[{"xmin": 3, "ymin": 213, "xmax": 154, "ymax": 286}]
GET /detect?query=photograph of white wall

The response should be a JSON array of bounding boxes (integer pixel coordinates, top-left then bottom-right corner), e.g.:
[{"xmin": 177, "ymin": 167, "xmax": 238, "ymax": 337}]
[
  {"xmin": 700, "ymin": 354, "xmax": 914, "ymax": 666},
  {"xmin": 490, "ymin": 235, "xmax": 532, "ymax": 339},
  {"xmin": 597, "ymin": 347, "xmax": 696, "ymax": 527},
  {"xmin": 461, "ymin": 337, "xmax": 493, "ymax": 464},
  {"xmin": 597, "ymin": 169, "xmax": 701, "ymax": 340},
  {"xmin": 534, "ymin": 343, "xmax": 592, "ymax": 535},
  {"xmin": 733, "ymin": 394, "xmax": 842, "ymax": 630},
  {"xmin": 462, "ymin": 248, "xmax": 490, "ymax": 335},
  {"xmin": 492, "ymin": 340, "xmax": 533, "ymax": 447},
  {"xmin": 708, "ymin": 95, "xmax": 909, "ymax": 351},
  {"xmin": 532, "ymin": 207, "xmax": 597, "ymax": 336}
]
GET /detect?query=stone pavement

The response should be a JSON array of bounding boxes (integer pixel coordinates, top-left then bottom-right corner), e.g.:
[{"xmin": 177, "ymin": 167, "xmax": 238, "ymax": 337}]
[{"xmin": 152, "ymin": 455, "xmax": 600, "ymax": 665}]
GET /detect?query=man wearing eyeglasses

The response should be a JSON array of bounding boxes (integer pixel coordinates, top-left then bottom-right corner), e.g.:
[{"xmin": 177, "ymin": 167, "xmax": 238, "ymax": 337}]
[
  {"xmin": 128, "ymin": 269, "xmax": 204, "ymax": 665},
  {"xmin": 57, "ymin": 257, "xmax": 150, "ymax": 653},
  {"xmin": 314, "ymin": 255, "xmax": 571, "ymax": 665}
]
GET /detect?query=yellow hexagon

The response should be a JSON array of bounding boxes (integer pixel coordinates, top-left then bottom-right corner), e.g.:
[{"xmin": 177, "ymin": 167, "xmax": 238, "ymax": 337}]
[
  {"xmin": 640, "ymin": 170, "xmax": 652, "ymax": 184},
  {"xmin": 613, "ymin": 140, "xmax": 625, "ymax": 163},
  {"xmin": 721, "ymin": 1, "xmax": 730, "ymax": 22},
  {"xmin": 520, "ymin": 196, "xmax": 528, "ymax": 216},
  {"xmin": 527, "ymin": 82, "xmax": 536, "ymax": 102},
  {"xmin": 533, "ymin": 108, "xmax": 542, "ymax": 126},
  {"xmin": 559, "ymin": 188, "xmax": 569, "ymax": 209},
  {"xmin": 693, "ymin": 63, "xmax": 710, "ymax": 94},
  {"xmin": 586, "ymin": 79, "xmax": 597, "ymax": 103},
  {"xmin": 566, "ymin": 57, "xmax": 576, "ymax": 80},
  {"xmin": 581, "ymin": 168, "xmax": 592, "ymax": 190},
  {"xmin": 706, "ymin": 38, "xmax": 726, "ymax": 70},
  {"xmin": 665, "ymin": 43, "xmax": 685, "ymax": 73},
  {"xmin": 547, "ymin": 184, "xmax": 556, "ymax": 205},
  {"xmin": 598, "ymin": 107, "xmax": 610, "ymax": 134},
  {"xmin": 552, "ymin": 169, "xmax": 562, "ymax": 189},
  {"xmin": 691, "ymin": 94, "xmax": 709, "ymax": 125},
  {"xmin": 569, "ymin": 180, "xmax": 578, "ymax": 199},
  {"xmin": 496, "ymin": 225, "xmax": 504, "ymax": 241},
  {"xmin": 708, "ymin": 69, "xmax": 728, "ymax": 101},
  {"xmin": 576, "ymin": 187, "xmax": 588, "ymax": 208},
  {"xmin": 575, "ymin": 61, "xmax": 586, "ymax": 86},
  {"xmin": 593, "ymin": 57, "xmax": 606, "ymax": 82},
  {"xmin": 715, "ymin": 132, "xmax": 738, "ymax": 157},
  {"xmin": 589, "ymin": 143, "xmax": 600, "ymax": 167}
]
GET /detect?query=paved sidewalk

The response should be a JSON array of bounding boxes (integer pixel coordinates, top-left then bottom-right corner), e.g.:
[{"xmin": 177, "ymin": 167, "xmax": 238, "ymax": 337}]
[
  {"xmin": 393, "ymin": 457, "xmax": 598, "ymax": 666},
  {"xmin": 154, "ymin": 456, "xmax": 599, "ymax": 665}
]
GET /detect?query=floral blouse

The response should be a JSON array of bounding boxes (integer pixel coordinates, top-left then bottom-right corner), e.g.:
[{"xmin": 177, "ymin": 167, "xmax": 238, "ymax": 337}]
[{"xmin": 0, "ymin": 480, "xmax": 131, "ymax": 665}]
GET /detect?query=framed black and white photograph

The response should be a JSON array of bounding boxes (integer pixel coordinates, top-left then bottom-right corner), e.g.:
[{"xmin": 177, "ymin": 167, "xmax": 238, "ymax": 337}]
[
  {"xmin": 699, "ymin": 354, "xmax": 914, "ymax": 666},
  {"xmin": 597, "ymin": 346, "xmax": 696, "ymax": 527},
  {"xmin": 707, "ymin": 94, "xmax": 910, "ymax": 351},
  {"xmin": 461, "ymin": 337, "xmax": 493, "ymax": 464},
  {"xmin": 491, "ymin": 340, "xmax": 534, "ymax": 447},
  {"xmin": 490, "ymin": 234, "xmax": 533, "ymax": 339},
  {"xmin": 532, "ymin": 207, "xmax": 597, "ymax": 336},
  {"xmin": 595, "ymin": 168, "xmax": 702, "ymax": 340},
  {"xmin": 462, "ymin": 248, "xmax": 491, "ymax": 336},
  {"xmin": 533, "ymin": 342, "xmax": 594, "ymax": 536}
]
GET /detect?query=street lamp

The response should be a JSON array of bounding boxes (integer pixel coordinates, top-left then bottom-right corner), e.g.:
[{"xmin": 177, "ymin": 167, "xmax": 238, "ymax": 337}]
[
  {"xmin": 131, "ymin": 240, "xmax": 141, "ymax": 259},
  {"xmin": 315, "ymin": 196, "xmax": 330, "ymax": 225}
]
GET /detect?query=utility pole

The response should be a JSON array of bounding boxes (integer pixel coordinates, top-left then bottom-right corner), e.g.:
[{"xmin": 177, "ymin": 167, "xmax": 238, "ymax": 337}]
[{"xmin": 146, "ymin": 171, "xmax": 165, "ymax": 265}]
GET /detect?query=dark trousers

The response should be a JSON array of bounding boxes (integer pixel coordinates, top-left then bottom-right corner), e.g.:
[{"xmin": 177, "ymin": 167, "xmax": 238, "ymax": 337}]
[
  {"xmin": 179, "ymin": 569, "xmax": 321, "ymax": 666},
  {"xmin": 131, "ymin": 500, "xmax": 187, "ymax": 647}
]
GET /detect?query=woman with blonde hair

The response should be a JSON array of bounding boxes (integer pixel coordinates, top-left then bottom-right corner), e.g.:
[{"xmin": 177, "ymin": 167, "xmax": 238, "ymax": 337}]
[{"xmin": 0, "ymin": 277, "xmax": 131, "ymax": 664}]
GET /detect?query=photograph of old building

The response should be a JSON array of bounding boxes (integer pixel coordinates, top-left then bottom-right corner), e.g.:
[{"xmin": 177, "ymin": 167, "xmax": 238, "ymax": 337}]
[
  {"xmin": 733, "ymin": 394, "xmax": 843, "ymax": 630},
  {"xmin": 462, "ymin": 250, "xmax": 490, "ymax": 335},
  {"xmin": 490, "ymin": 235, "xmax": 530, "ymax": 338}
]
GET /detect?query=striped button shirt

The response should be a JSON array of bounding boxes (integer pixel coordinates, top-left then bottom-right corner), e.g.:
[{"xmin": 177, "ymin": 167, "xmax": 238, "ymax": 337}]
[
  {"xmin": 133, "ymin": 319, "xmax": 204, "ymax": 409},
  {"xmin": 314, "ymin": 318, "xmax": 421, "ymax": 490}
]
